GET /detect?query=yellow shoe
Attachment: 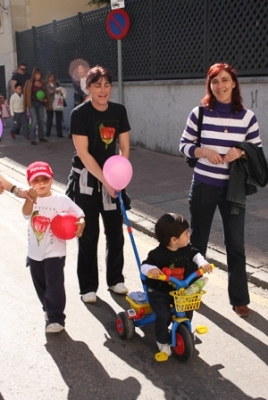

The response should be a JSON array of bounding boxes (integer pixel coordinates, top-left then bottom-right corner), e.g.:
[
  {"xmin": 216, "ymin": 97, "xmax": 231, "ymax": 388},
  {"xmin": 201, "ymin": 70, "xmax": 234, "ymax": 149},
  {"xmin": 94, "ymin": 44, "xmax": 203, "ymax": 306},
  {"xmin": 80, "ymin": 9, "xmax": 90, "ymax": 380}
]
[{"xmin": 155, "ymin": 351, "xmax": 169, "ymax": 362}]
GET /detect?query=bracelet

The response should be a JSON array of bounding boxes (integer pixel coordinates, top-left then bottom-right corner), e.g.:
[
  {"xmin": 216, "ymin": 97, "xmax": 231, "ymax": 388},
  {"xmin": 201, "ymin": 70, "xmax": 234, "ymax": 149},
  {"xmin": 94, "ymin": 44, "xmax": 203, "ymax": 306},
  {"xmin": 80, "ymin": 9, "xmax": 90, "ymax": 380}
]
[
  {"xmin": 13, "ymin": 187, "xmax": 20, "ymax": 197},
  {"xmin": 10, "ymin": 185, "xmax": 16, "ymax": 193}
]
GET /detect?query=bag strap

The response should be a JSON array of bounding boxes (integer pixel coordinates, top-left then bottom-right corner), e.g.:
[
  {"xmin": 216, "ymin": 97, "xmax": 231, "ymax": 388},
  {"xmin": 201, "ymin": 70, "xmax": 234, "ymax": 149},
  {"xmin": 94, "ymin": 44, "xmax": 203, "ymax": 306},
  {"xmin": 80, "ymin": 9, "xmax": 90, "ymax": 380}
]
[{"xmin": 196, "ymin": 106, "xmax": 204, "ymax": 147}]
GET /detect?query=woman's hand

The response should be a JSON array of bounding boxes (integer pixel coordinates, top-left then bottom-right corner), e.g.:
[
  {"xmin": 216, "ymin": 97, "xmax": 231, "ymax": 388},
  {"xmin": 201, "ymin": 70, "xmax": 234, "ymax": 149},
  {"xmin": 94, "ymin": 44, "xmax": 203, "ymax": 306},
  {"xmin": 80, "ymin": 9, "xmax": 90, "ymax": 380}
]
[
  {"xmin": 223, "ymin": 147, "xmax": 244, "ymax": 163},
  {"xmin": 102, "ymin": 181, "xmax": 117, "ymax": 198},
  {"xmin": 203, "ymin": 148, "xmax": 224, "ymax": 164}
]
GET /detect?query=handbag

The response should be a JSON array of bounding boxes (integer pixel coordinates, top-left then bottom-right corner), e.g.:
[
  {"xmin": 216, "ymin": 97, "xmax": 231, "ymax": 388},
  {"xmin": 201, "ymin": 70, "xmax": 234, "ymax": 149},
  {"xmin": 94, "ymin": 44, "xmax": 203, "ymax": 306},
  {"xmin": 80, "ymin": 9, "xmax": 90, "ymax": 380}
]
[
  {"xmin": 185, "ymin": 106, "xmax": 204, "ymax": 167},
  {"xmin": 52, "ymin": 93, "xmax": 64, "ymax": 111}
]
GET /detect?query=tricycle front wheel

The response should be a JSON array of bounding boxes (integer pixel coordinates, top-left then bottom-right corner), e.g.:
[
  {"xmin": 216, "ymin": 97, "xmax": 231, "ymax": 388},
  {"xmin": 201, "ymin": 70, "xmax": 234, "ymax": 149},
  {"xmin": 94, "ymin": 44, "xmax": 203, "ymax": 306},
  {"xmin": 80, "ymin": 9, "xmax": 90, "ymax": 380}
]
[
  {"xmin": 173, "ymin": 323, "xmax": 194, "ymax": 362},
  {"xmin": 116, "ymin": 311, "xmax": 135, "ymax": 339}
]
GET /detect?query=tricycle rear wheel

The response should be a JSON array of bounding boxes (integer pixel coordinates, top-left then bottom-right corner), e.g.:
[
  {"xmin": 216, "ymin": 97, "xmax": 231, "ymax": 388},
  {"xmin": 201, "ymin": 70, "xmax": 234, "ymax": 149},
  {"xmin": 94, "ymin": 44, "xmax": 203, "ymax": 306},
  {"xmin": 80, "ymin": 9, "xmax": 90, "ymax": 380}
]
[
  {"xmin": 116, "ymin": 311, "xmax": 135, "ymax": 339},
  {"xmin": 173, "ymin": 323, "xmax": 194, "ymax": 362}
]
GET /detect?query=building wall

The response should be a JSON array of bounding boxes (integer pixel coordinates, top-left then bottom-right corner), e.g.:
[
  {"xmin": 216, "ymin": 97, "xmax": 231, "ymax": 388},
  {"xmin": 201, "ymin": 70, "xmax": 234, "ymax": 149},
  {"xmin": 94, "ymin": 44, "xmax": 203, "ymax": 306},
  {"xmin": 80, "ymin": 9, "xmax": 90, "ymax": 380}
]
[
  {"xmin": 62, "ymin": 78, "xmax": 268, "ymax": 157},
  {"xmin": 25, "ymin": 0, "xmax": 99, "ymax": 28}
]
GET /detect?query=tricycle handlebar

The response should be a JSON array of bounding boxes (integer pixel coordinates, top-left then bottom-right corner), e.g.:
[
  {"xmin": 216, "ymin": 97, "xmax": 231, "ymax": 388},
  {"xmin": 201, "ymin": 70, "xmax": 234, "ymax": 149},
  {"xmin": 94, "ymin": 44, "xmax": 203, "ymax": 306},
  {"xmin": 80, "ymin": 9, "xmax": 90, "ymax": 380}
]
[{"xmin": 148, "ymin": 264, "xmax": 215, "ymax": 290}]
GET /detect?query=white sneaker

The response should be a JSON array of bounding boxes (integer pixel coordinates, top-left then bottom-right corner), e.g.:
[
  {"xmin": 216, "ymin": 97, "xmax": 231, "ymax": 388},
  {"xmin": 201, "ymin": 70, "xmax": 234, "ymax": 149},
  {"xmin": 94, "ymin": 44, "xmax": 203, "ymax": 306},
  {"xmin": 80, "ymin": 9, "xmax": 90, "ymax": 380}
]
[
  {"xmin": 82, "ymin": 292, "xmax": 97, "ymax": 303},
  {"xmin": 46, "ymin": 323, "xmax": 65, "ymax": 333},
  {"xmin": 109, "ymin": 282, "xmax": 128, "ymax": 294},
  {"xmin": 156, "ymin": 341, "xmax": 172, "ymax": 356}
]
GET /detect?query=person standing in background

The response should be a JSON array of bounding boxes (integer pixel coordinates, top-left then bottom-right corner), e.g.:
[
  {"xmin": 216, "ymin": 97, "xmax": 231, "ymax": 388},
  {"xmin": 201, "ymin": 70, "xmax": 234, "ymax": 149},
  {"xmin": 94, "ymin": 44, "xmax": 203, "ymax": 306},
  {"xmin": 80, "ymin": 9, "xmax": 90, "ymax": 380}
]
[
  {"xmin": 24, "ymin": 67, "xmax": 51, "ymax": 145},
  {"xmin": 7, "ymin": 68, "xmax": 17, "ymax": 102},
  {"xmin": 11, "ymin": 62, "xmax": 30, "ymax": 92},
  {"xmin": 45, "ymin": 72, "xmax": 66, "ymax": 138},
  {"xmin": 71, "ymin": 62, "xmax": 90, "ymax": 107},
  {"xmin": 0, "ymin": 94, "xmax": 9, "ymax": 126},
  {"xmin": 9, "ymin": 83, "xmax": 29, "ymax": 140}
]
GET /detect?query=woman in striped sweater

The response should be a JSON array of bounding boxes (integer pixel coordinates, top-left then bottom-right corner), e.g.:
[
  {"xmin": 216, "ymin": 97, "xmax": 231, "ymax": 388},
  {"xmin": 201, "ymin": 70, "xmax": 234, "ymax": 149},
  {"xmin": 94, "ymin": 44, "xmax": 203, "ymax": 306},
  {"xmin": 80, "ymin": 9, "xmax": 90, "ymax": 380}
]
[{"xmin": 180, "ymin": 63, "xmax": 263, "ymax": 318}]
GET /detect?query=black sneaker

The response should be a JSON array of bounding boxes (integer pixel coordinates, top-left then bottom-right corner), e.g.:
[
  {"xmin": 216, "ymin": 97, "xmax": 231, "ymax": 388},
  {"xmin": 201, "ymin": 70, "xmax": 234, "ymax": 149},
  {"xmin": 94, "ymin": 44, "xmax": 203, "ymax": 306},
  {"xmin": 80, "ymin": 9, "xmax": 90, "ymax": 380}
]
[
  {"xmin": 39, "ymin": 138, "xmax": 48, "ymax": 142},
  {"xmin": 31, "ymin": 141, "xmax": 37, "ymax": 145}
]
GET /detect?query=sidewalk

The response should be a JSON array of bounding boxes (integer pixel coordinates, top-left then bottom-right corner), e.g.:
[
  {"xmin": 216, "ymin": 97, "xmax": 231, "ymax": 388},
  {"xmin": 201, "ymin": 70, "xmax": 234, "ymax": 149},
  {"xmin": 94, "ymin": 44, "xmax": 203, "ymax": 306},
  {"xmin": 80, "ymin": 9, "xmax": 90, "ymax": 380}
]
[{"xmin": 1, "ymin": 119, "xmax": 268, "ymax": 290}]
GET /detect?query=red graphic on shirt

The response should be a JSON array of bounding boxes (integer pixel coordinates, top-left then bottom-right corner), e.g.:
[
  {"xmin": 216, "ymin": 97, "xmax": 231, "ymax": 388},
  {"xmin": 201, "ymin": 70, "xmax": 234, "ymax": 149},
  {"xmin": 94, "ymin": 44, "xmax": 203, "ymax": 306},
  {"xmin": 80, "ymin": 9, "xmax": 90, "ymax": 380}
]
[
  {"xmin": 99, "ymin": 124, "xmax": 115, "ymax": 149},
  {"xmin": 31, "ymin": 211, "xmax": 50, "ymax": 246}
]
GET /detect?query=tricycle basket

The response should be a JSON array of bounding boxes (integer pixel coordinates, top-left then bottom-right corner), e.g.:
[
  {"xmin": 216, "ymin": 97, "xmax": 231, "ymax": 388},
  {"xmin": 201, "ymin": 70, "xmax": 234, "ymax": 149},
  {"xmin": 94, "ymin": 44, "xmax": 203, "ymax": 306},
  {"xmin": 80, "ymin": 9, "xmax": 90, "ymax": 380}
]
[{"xmin": 170, "ymin": 289, "xmax": 206, "ymax": 312}]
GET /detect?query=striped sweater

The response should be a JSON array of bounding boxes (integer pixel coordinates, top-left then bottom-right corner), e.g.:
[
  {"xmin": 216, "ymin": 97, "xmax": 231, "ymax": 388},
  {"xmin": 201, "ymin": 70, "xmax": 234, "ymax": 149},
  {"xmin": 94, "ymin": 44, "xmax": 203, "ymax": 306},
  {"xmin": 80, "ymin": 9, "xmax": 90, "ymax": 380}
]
[{"xmin": 179, "ymin": 101, "xmax": 262, "ymax": 187}]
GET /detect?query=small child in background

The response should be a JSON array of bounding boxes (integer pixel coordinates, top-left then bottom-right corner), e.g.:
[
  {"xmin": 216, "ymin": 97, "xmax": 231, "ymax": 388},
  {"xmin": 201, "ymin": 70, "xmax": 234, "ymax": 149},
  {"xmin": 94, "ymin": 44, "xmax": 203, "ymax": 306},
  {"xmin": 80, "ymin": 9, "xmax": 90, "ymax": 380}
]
[
  {"xmin": 9, "ymin": 83, "xmax": 29, "ymax": 140},
  {"xmin": 22, "ymin": 161, "xmax": 85, "ymax": 333},
  {"xmin": 0, "ymin": 94, "xmax": 10, "ymax": 126},
  {"xmin": 141, "ymin": 213, "xmax": 213, "ymax": 358}
]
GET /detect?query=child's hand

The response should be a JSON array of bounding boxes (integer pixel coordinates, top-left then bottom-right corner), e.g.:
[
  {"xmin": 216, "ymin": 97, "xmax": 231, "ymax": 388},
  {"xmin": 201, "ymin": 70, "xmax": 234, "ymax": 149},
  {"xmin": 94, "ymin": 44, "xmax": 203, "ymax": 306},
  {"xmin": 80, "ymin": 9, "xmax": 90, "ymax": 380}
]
[
  {"xmin": 148, "ymin": 268, "xmax": 163, "ymax": 279},
  {"xmin": 27, "ymin": 187, "xmax": 39, "ymax": 203},
  {"xmin": 75, "ymin": 218, "xmax": 85, "ymax": 238},
  {"xmin": 201, "ymin": 263, "xmax": 213, "ymax": 274}
]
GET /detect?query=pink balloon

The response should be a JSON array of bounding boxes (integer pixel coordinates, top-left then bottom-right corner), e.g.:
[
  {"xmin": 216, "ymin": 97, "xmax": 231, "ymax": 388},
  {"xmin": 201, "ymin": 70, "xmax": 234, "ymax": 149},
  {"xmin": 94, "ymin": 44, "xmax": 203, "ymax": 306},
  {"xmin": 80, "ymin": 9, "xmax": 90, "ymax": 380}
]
[
  {"xmin": 103, "ymin": 155, "xmax": 133, "ymax": 190},
  {"xmin": 0, "ymin": 119, "xmax": 3, "ymax": 138}
]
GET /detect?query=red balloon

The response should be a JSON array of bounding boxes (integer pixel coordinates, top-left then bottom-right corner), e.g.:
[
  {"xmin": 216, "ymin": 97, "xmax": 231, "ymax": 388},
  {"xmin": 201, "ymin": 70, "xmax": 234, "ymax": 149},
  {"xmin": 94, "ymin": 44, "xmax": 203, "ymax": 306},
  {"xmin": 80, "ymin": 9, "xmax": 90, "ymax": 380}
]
[{"xmin": 50, "ymin": 213, "xmax": 78, "ymax": 240}]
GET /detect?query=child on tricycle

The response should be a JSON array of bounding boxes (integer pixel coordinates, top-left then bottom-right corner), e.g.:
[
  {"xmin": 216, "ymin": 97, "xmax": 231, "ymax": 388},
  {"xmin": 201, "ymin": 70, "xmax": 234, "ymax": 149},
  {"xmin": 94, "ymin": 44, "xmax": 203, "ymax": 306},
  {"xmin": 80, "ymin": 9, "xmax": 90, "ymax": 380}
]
[{"xmin": 140, "ymin": 213, "xmax": 213, "ymax": 361}]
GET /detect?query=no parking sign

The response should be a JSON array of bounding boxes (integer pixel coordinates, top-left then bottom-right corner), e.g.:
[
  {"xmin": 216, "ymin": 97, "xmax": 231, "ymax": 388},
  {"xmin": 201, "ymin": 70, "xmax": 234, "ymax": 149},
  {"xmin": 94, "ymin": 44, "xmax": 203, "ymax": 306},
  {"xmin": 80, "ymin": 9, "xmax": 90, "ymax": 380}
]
[{"xmin": 106, "ymin": 9, "xmax": 130, "ymax": 40}]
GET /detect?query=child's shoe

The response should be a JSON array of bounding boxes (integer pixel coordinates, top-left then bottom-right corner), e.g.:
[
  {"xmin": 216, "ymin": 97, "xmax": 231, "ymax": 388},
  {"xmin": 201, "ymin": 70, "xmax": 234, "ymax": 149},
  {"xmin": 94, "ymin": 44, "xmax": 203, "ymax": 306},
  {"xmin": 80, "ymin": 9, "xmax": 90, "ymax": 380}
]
[
  {"xmin": 155, "ymin": 341, "xmax": 171, "ymax": 362},
  {"xmin": 156, "ymin": 341, "xmax": 172, "ymax": 356},
  {"xmin": 46, "ymin": 323, "xmax": 65, "ymax": 333}
]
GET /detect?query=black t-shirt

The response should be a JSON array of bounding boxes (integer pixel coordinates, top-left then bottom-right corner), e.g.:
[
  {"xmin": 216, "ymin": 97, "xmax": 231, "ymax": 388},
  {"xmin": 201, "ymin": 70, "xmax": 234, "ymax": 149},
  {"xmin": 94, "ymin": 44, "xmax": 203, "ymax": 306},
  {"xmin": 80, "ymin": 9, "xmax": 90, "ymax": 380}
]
[
  {"xmin": 142, "ymin": 244, "xmax": 199, "ymax": 292},
  {"xmin": 11, "ymin": 71, "xmax": 31, "ymax": 89},
  {"xmin": 70, "ymin": 100, "xmax": 131, "ymax": 169}
]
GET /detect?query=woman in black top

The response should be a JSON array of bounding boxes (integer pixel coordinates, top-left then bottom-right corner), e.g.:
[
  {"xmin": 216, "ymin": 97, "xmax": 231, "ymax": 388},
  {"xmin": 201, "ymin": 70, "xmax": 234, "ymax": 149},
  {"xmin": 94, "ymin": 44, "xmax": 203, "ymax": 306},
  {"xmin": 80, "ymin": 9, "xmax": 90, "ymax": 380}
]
[{"xmin": 66, "ymin": 66, "xmax": 131, "ymax": 304}]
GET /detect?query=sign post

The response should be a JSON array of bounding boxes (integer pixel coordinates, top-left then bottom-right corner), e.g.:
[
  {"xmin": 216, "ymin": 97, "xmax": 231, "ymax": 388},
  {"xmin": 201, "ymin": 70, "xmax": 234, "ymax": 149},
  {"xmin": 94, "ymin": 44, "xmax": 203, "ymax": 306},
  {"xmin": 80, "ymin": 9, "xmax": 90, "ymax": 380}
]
[{"xmin": 106, "ymin": 9, "xmax": 130, "ymax": 105}]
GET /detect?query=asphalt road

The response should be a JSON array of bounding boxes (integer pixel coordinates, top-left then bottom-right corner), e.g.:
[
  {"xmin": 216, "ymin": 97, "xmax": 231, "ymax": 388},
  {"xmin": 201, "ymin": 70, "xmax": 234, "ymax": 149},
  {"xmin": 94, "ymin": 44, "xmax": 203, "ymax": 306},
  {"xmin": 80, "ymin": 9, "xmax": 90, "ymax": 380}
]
[{"xmin": 0, "ymin": 165, "xmax": 268, "ymax": 400}]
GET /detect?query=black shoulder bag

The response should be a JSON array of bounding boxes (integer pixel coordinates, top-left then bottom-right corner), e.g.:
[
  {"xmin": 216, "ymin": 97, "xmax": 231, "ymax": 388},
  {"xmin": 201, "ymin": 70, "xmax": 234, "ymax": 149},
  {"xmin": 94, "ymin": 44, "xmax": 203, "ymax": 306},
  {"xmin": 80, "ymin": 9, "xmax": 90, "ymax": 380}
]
[{"xmin": 185, "ymin": 106, "xmax": 204, "ymax": 168}]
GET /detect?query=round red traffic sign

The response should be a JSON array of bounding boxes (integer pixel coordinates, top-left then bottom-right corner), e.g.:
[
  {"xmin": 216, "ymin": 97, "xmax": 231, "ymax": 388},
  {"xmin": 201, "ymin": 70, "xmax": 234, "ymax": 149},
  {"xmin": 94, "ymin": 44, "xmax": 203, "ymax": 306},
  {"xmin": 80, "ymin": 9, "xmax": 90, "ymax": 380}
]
[{"xmin": 106, "ymin": 9, "xmax": 130, "ymax": 40}]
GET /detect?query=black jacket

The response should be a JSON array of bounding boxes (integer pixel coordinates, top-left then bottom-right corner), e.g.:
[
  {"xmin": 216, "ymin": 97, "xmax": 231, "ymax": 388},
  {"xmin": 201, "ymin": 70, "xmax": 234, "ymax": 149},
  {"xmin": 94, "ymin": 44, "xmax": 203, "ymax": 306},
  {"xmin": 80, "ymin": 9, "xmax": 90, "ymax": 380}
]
[{"xmin": 226, "ymin": 143, "xmax": 268, "ymax": 214}]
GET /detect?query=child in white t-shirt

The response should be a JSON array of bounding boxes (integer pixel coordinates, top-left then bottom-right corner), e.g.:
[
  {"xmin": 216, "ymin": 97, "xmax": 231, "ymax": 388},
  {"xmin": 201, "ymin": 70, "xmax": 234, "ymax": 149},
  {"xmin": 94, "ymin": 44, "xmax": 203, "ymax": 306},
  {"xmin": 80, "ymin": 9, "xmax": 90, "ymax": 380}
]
[{"xmin": 22, "ymin": 161, "xmax": 85, "ymax": 333}]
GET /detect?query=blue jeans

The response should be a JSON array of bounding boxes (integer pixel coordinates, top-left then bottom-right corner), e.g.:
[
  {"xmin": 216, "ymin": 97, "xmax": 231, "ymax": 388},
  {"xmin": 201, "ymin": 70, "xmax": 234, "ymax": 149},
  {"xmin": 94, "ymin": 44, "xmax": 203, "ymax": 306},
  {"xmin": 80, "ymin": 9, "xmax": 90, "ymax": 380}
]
[
  {"xmin": 29, "ymin": 101, "xmax": 44, "ymax": 141},
  {"xmin": 189, "ymin": 179, "xmax": 249, "ymax": 306},
  {"xmin": 11, "ymin": 112, "xmax": 28, "ymax": 137}
]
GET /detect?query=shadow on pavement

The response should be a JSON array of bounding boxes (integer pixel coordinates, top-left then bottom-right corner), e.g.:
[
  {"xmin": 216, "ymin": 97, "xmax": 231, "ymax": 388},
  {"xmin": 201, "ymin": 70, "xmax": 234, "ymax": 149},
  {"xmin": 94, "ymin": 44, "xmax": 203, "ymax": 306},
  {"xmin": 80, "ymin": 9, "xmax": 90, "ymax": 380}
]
[
  {"xmin": 198, "ymin": 303, "xmax": 268, "ymax": 365},
  {"xmin": 82, "ymin": 296, "xmax": 257, "ymax": 400},
  {"xmin": 45, "ymin": 331, "xmax": 141, "ymax": 400}
]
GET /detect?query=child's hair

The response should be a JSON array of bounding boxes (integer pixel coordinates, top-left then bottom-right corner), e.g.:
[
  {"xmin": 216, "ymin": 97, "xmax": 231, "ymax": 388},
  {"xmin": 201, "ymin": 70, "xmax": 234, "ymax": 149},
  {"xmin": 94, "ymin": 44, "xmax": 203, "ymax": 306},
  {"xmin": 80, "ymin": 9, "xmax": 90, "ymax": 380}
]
[
  {"xmin": 155, "ymin": 213, "xmax": 189, "ymax": 246},
  {"xmin": 15, "ymin": 83, "xmax": 22, "ymax": 89}
]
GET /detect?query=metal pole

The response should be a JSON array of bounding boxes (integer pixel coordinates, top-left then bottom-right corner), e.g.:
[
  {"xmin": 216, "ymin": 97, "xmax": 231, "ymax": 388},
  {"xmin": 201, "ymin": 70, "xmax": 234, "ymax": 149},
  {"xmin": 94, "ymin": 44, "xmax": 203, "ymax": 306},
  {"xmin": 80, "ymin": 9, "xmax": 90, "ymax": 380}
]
[{"xmin": 117, "ymin": 39, "xmax": 124, "ymax": 104}]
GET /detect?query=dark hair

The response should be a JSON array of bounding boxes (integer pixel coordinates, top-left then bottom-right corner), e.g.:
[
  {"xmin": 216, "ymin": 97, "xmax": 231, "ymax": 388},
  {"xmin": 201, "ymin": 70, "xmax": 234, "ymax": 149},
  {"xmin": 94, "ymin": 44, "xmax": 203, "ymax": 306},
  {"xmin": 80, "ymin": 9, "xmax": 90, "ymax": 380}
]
[
  {"xmin": 155, "ymin": 213, "xmax": 189, "ymax": 246},
  {"xmin": 46, "ymin": 71, "xmax": 56, "ymax": 82},
  {"xmin": 201, "ymin": 63, "xmax": 244, "ymax": 113},
  {"xmin": 15, "ymin": 83, "xmax": 22, "ymax": 89},
  {"xmin": 86, "ymin": 66, "xmax": 112, "ymax": 87},
  {"xmin": 18, "ymin": 61, "xmax": 27, "ymax": 68},
  {"xmin": 31, "ymin": 67, "xmax": 43, "ymax": 79}
]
